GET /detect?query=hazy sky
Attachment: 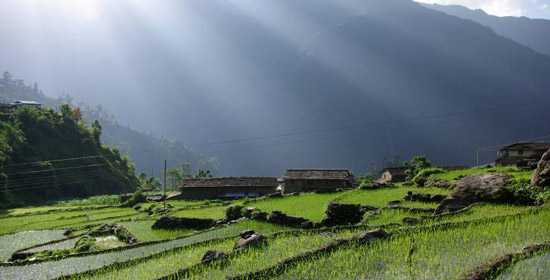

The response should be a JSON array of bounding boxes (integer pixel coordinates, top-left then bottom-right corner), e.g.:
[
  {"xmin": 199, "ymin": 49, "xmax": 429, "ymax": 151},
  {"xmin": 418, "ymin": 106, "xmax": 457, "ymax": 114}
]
[{"xmin": 415, "ymin": 0, "xmax": 550, "ymax": 19}]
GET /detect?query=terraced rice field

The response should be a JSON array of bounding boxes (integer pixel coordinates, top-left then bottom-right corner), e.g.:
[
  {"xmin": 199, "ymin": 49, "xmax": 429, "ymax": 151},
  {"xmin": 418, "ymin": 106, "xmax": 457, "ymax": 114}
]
[
  {"xmin": 1, "ymin": 168, "xmax": 548, "ymax": 280},
  {"xmin": 0, "ymin": 230, "xmax": 66, "ymax": 261},
  {"xmin": 496, "ymin": 251, "xmax": 550, "ymax": 280}
]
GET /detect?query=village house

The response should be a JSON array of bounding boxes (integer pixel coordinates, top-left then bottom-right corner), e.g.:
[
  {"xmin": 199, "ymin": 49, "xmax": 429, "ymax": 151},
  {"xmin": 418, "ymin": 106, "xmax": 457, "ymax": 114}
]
[
  {"xmin": 11, "ymin": 100, "xmax": 42, "ymax": 109},
  {"xmin": 282, "ymin": 169, "xmax": 352, "ymax": 194},
  {"xmin": 495, "ymin": 142, "xmax": 550, "ymax": 167},
  {"xmin": 175, "ymin": 177, "xmax": 278, "ymax": 200},
  {"xmin": 379, "ymin": 167, "xmax": 408, "ymax": 183}
]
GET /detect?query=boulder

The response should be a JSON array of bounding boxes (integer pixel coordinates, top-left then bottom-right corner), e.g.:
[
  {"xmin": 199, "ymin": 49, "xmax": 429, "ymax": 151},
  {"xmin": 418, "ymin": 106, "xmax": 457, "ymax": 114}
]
[
  {"xmin": 532, "ymin": 149, "xmax": 550, "ymax": 187},
  {"xmin": 151, "ymin": 216, "xmax": 216, "ymax": 230},
  {"xmin": 404, "ymin": 192, "xmax": 446, "ymax": 203},
  {"xmin": 352, "ymin": 229, "xmax": 390, "ymax": 242},
  {"xmin": 267, "ymin": 211, "xmax": 312, "ymax": 228},
  {"xmin": 424, "ymin": 176, "xmax": 453, "ymax": 189},
  {"xmin": 233, "ymin": 230, "xmax": 267, "ymax": 250},
  {"xmin": 201, "ymin": 250, "xmax": 227, "ymax": 264},
  {"xmin": 88, "ymin": 224, "xmax": 138, "ymax": 244},
  {"xmin": 321, "ymin": 202, "xmax": 367, "ymax": 227},
  {"xmin": 435, "ymin": 174, "xmax": 512, "ymax": 215}
]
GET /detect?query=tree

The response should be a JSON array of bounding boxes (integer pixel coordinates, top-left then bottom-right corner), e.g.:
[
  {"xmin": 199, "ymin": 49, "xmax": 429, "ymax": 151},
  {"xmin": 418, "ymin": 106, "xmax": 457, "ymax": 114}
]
[
  {"xmin": 2, "ymin": 71, "xmax": 12, "ymax": 82},
  {"xmin": 181, "ymin": 163, "xmax": 191, "ymax": 178},
  {"xmin": 167, "ymin": 168, "xmax": 183, "ymax": 191},
  {"xmin": 91, "ymin": 120, "xmax": 102, "ymax": 143},
  {"xmin": 60, "ymin": 104, "xmax": 76, "ymax": 121},
  {"xmin": 403, "ymin": 155, "xmax": 432, "ymax": 181},
  {"xmin": 196, "ymin": 169, "xmax": 212, "ymax": 178}
]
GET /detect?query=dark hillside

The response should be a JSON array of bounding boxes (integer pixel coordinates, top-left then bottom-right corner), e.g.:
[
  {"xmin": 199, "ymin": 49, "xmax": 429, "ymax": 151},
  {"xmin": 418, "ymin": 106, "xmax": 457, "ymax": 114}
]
[{"xmin": 0, "ymin": 105, "xmax": 138, "ymax": 205}]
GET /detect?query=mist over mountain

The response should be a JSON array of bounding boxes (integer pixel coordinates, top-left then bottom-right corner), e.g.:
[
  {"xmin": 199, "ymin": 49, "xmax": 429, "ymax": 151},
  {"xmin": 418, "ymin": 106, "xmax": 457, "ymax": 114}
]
[
  {"xmin": 423, "ymin": 3, "xmax": 550, "ymax": 56},
  {"xmin": 1, "ymin": 0, "xmax": 550, "ymax": 176},
  {"xmin": 0, "ymin": 79, "xmax": 218, "ymax": 176}
]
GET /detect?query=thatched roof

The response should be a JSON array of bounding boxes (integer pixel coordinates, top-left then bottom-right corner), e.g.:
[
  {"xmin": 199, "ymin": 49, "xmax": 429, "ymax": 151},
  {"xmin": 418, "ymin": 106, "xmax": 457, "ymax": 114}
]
[
  {"xmin": 180, "ymin": 177, "xmax": 278, "ymax": 188},
  {"xmin": 283, "ymin": 169, "xmax": 351, "ymax": 180},
  {"xmin": 501, "ymin": 142, "xmax": 550, "ymax": 151}
]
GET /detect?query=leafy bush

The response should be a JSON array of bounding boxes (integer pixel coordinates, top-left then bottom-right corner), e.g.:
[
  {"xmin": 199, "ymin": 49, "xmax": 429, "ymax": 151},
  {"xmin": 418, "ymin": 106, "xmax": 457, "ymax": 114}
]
[
  {"xmin": 121, "ymin": 190, "xmax": 147, "ymax": 208},
  {"xmin": 413, "ymin": 168, "xmax": 446, "ymax": 187},
  {"xmin": 225, "ymin": 205, "xmax": 244, "ymax": 221},
  {"xmin": 511, "ymin": 179, "xmax": 550, "ymax": 205}
]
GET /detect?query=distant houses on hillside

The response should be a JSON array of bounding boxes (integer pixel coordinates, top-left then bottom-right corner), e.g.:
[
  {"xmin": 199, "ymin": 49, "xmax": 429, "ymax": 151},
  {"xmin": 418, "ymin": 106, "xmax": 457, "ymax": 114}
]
[
  {"xmin": 0, "ymin": 100, "xmax": 42, "ymax": 113},
  {"xmin": 171, "ymin": 169, "xmax": 353, "ymax": 200}
]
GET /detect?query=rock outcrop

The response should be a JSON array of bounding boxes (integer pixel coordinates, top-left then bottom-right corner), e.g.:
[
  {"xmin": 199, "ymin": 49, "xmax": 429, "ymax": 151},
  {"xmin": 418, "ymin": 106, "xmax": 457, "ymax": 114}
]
[
  {"xmin": 88, "ymin": 223, "xmax": 138, "ymax": 244},
  {"xmin": 201, "ymin": 250, "xmax": 228, "ymax": 264},
  {"xmin": 532, "ymin": 149, "xmax": 550, "ymax": 187},
  {"xmin": 435, "ymin": 174, "xmax": 512, "ymax": 214},
  {"xmin": 352, "ymin": 229, "xmax": 390, "ymax": 242},
  {"xmin": 267, "ymin": 211, "xmax": 313, "ymax": 228},
  {"xmin": 321, "ymin": 202, "xmax": 367, "ymax": 227},
  {"xmin": 151, "ymin": 216, "xmax": 216, "ymax": 230},
  {"xmin": 233, "ymin": 230, "xmax": 267, "ymax": 250},
  {"xmin": 404, "ymin": 192, "xmax": 446, "ymax": 203}
]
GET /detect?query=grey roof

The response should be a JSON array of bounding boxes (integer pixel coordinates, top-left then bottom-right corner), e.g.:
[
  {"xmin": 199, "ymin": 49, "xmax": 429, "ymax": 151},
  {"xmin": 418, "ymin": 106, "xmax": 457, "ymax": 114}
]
[
  {"xmin": 500, "ymin": 142, "xmax": 550, "ymax": 151},
  {"xmin": 12, "ymin": 100, "xmax": 41, "ymax": 105},
  {"xmin": 180, "ymin": 177, "xmax": 278, "ymax": 188},
  {"xmin": 283, "ymin": 169, "xmax": 351, "ymax": 180},
  {"xmin": 381, "ymin": 167, "xmax": 408, "ymax": 176}
]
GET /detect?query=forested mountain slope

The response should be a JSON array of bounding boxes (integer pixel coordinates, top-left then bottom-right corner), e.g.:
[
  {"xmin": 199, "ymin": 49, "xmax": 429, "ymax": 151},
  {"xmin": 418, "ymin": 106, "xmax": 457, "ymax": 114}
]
[{"xmin": 0, "ymin": 72, "xmax": 218, "ymax": 176}]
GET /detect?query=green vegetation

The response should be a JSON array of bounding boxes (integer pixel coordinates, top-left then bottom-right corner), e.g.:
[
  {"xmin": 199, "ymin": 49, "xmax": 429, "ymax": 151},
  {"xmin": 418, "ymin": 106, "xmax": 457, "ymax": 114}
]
[
  {"xmin": 398, "ymin": 200, "xmax": 439, "ymax": 209},
  {"xmin": 274, "ymin": 205, "xmax": 550, "ymax": 280},
  {"xmin": 0, "ymin": 207, "xmax": 143, "ymax": 235},
  {"xmin": 0, "ymin": 230, "xmax": 65, "ymax": 261},
  {"xmin": 366, "ymin": 208, "xmax": 427, "ymax": 226},
  {"xmin": 171, "ymin": 206, "xmax": 227, "ymax": 220},
  {"xmin": 0, "ymin": 104, "xmax": 138, "ymax": 206},
  {"xmin": 412, "ymin": 167, "xmax": 446, "ymax": 187},
  {"xmin": 53, "ymin": 195, "xmax": 121, "ymax": 207},
  {"xmin": 118, "ymin": 220, "xmax": 194, "ymax": 242},
  {"xmin": 496, "ymin": 251, "xmax": 550, "ymax": 280},
  {"xmin": 247, "ymin": 192, "xmax": 343, "ymax": 221},
  {"xmin": 335, "ymin": 186, "xmax": 449, "ymax": 207}
]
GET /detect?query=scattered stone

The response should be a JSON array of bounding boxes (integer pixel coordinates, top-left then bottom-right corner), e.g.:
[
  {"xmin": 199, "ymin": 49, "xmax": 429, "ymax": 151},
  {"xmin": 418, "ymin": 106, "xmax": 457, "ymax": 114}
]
[
  {"xmin": 88, "ymin": 224, "xmax": 138, "ymax": 244},
  {"xmin": 387, "ymin": 200, "xmax": 402, "ymax": 205},
  {"xmin": 267, "ymin": 211, "xmax": 312, "ymax": 228},
  {"xmin": 403, "ymin": 217, "xmax": 419, "ymax": 224},
  {"xmin": 435, "ymin": 174, "xmax": 512, "ymax": 215},
  {"xmin": 424, "ymin": 176, "xmax": 452, "ymax": 189},
  {"xmin": 359, "ymin": 182, "xmax": 396, "ymax": 190},
  {"xmin": 151, "ymin": 216, "xmax": 216, "ymax": 230},
  {"xmin": 233, "ymin": 230, "xmax": 267, "ymax": 250},
  {"xmin": 318, "ymin": 232, "xmax": 333, "ymax": 237},
  {"xmin": 222, "ymin": 201, "xmax": 232, "ymax": 206},
  {"xmin": 404, "ymin": 192, "xmax": 446, "ymax": 203},
  {"xmin": 352, "ymin": 229, "xmax": 390, "ymax": 242},
  {"xmin": 321, "ymin": 202, "xmax": 366, "ymax": 227},
  {"xmin": 201, "ymin": 250, "xmax": 227, "ymax": 264},
  {"xmin": 532, "ymin": 149, "xmax": 550, "ymax": 187}
]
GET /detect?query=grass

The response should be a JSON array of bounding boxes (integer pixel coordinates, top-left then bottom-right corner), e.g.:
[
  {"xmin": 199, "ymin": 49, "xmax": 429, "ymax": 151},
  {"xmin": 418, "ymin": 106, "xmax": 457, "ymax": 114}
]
[
  {"xmin": 496, "ymin": 251, "xmax": 550, "ymax": 280},
  {"xmin": 419, "ymin": 204, "xmax": 531, "ymax": 226},
  {"xmin": 0, "ymin": 220, "xmax": 292, "ymax": 280},
  {"xmin": 398, "ymin": 201, "xmax": 439, "ymax": 209},
  {"xmin": 246, "ymin": 192, "xmax": 344, "ymax": 221},
  {"xmin": 118, "ymin": 220, "xmax": 195, "ymax": 242},
  {"xmin": 273, "ymin": 205, "xmax": 550, "ymax": 280},
  {"xmin": 53, "ymin": 195, "xmax": 122, "ymax": 207},
  {"xmin": 0, "ymin": 208, "xmax": 143, "ymax": 235},
  {"xmin": 335, "ymin": 186, "xmax": 449, "ymax": 208},
  {"xmin": 181, "ymin": 230, "xmax": 354, "ymax": 280},
  {"xmin": 366, "ymin": 209, "xmax": 427, "ymax": 226},
  {"xmin": 171, "ymin": 206, "xmax": 227, "ymax": 220},
  {"xmin": 434, "ymin": 166, "xmax": 532, "ymax": 182},
  {"xmin": 0, "ymin": 230, "xmax": 66, "ymax": 261}
]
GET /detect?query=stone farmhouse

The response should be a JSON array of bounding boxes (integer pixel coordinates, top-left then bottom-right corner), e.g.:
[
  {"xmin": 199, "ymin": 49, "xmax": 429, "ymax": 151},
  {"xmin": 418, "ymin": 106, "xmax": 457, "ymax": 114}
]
[
  {"xmin": 281, "ymin": 169, "xmax": 352, "ymax": 194},
  {"xmin": 496, "ymin": 142, "xmax": 550, "ymax": 167},
  {"xmin": 176, "ymin": 177, "xmax": 278, "ymax": 200}
]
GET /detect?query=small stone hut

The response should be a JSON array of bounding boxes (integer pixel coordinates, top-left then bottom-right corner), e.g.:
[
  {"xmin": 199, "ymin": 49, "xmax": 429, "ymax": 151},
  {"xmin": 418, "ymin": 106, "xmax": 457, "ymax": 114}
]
[
  {"xmin": 379, "ymin": 167, "xmax": 408, "ymax": 183},
  {"xmin": 282, "ymin": 169, "xmax": 352, "ymax": 194},
  {"xmin": 177, "ymin": 177, "xmax": 278, "ymax": 200},
  {"xmin": 495, "ymin": 142, "xmax": 550, "ymax": 167}
]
